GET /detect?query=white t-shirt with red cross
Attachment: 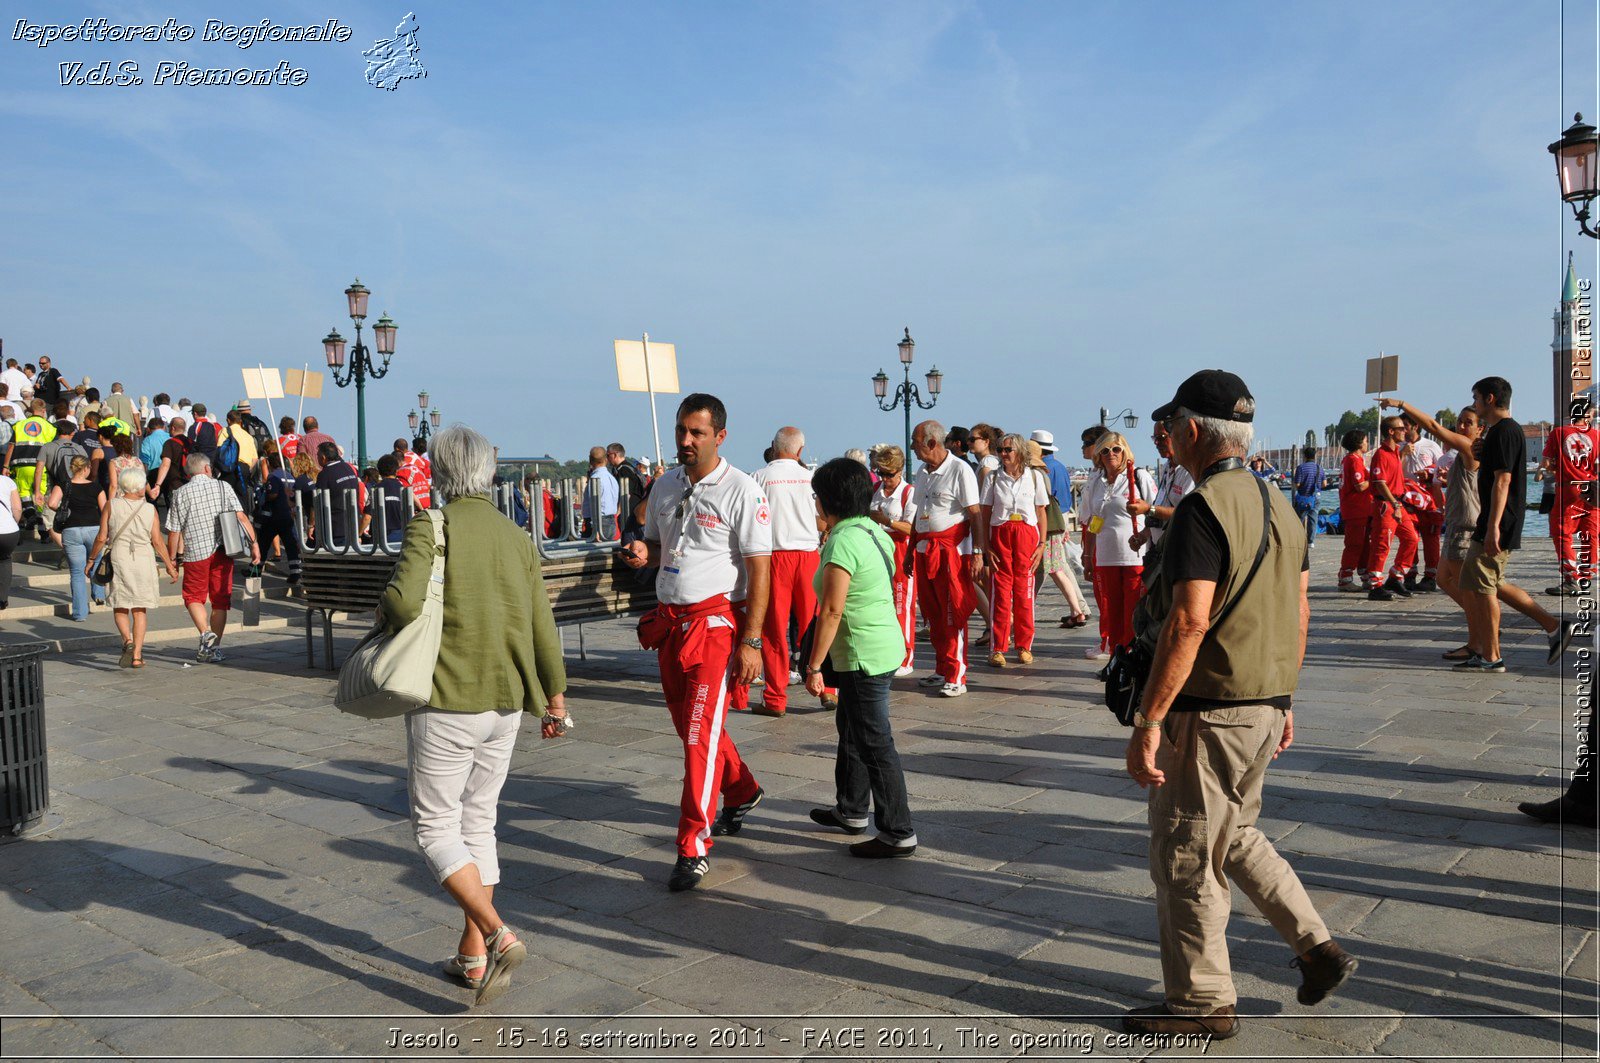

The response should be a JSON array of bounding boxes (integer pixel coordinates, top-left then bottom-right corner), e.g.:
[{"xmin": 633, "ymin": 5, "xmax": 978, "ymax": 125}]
[
  {"xmin": 981, "ymin": 466, "xmax": 1050, "ymax": 528},
  {"xmin": 912, "ymin": 452, "xmax": 979, "ymax": 554},
  {"xmin": 869, "ymin": 479, "xmax": 916, "ymax": 529},
  {"xmin": 752, "ymin": 457, "xmax": 818, "ymax": 551},
  {"xmin": 644, "ymin": 458, "xmax": 772, "ymax": 605}
]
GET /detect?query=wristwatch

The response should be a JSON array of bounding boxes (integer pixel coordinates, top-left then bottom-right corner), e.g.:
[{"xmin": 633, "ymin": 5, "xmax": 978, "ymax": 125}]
[
  {"xmin": 740, "ymin": 636, "xmax": 763, "ymax": 650},
  {"xmin": 1132, "ymin": 710, "xmax": 1163, "ymax": 730}
]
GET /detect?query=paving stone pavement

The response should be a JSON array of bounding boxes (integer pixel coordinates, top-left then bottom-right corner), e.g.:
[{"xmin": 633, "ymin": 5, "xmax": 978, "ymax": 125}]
[{"xmin": 0, "ymin": 546, "xmax": 1597, "ymax": 1061}]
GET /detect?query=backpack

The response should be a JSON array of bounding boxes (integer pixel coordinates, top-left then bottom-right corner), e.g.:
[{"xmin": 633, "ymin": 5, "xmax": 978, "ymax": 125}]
[{"xmin": 216, "ymin": 429, "xmax": 240, "ymax": 472}]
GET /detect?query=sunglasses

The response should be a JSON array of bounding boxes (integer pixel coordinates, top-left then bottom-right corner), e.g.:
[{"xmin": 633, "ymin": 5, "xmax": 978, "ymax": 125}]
[
  {"xmin": 1101, "ymin": 445, "xmax": 1124, "ymax": 454},
  {"xmin": 997, "ymin": 447, "xmax": 1015, "ymax": 454}
]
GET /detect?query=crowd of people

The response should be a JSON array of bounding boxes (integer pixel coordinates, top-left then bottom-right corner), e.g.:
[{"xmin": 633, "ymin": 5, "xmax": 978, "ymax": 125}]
[{"xmin": 0, "ymin": 355, "xmax": 437, "ymax": 664}]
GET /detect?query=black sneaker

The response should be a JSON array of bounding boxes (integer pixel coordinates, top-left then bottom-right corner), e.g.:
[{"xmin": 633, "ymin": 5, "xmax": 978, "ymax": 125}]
[
  {"xmin": 1518, "ymin": 794, "xmax": 1600, "ymax": 828},
  {"xmin": 1293, "ymin": 940, "xmax": 1358, "ymax": 1005},
  {"xmin": 809, "ymin": 807, "xmax": 867, "ymax": 835},
  {"xmin": 1549, "ymin": 619, "xmax": 1580, "ymax": 666},
  {"xmin": 1382, "ymin": 576, "xmax": 1413, "ymax": 598},
  {"xmin": 1548, "ymin": 581, "xmax": 1583, "ymax": 597},
  {"xmin": 1367, "ymin": 585, "xmax": 1394, "ymax": 602},
  {"xmin": 711, "ymin": 788, "xmax": 764, "ymax": 836},
  {"xmin": 1403, "ymin": 572, "xmax": 1418, "ymax": 593},
  {"xmin": 1414, "ymin": 576, "xmax": 1438, "ymax": 594},
  {"xmin": 668, "ymin": 855, "xmax": 709, "ymax": 892}
]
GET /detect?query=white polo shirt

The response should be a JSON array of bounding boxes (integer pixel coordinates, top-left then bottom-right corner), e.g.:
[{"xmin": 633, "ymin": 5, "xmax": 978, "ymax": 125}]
[
  {"xmin": 912, "ymin": 452, "xmax": 979, "ymax": 549},
  {"xmin": 869, "ymin": 479, "xmax": 916, "ymax": 527},
  {"xmin": 1402, "ymin": 438, "xmax": 1443, "ymax": 482},
  {"xmin": 644, "ymin": 458, "xmax": 772, "ymax": 605},
  {"xmin": 982, "ymin": 466, "xmax": 1050, "ymax": 527},
  {"xmin": 752, "ymin": 457, "xmax": 819, "ymax": 552}
]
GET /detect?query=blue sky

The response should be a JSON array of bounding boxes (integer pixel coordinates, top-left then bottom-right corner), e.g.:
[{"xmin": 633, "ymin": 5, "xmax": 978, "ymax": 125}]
[{"xmin": 1, "ymin": 0, "xmax": 1595, "ymax": 469}]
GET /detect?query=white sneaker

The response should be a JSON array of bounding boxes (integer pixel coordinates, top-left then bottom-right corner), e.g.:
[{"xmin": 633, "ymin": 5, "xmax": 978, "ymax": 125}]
[
  {"xmin": 788, "ymin": 670, "xmax": 802, "ymax": 686},
  {"xmin": 894, "ymin": 664, "xmax": 916, "ymax": 678},
  {"xmin": 940, "ymin": 682, "xmax": 967, "ymax": 698},
  {"xmin": 1083, "ymin": 647, "xmax": 1109, "ymax": 660}
]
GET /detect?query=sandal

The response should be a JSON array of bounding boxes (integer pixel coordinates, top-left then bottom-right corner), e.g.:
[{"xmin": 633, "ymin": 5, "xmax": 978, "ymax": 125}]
[
  {"xmin": 1441, "ymin": 646, "xmax": 1474, "ymax": 661},
  {"xmin": 131, "ymin": 657, "xmax": 145, "ymax": 668},
  {"xmin": 474, "ymin": 925, "xmax": 525, "ymax": 1006},
  {"xmin": 119, "ymin": 641, "xmax": 135, "ymax": 669},
  {"xmin": 443, "ymin": 952, "xmax": 487, "ymax": 990}
]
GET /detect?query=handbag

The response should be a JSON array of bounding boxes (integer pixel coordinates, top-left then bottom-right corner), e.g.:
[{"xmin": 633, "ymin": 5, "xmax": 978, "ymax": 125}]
[
  {"xmin": 798, "ymin": 522, "xmax": 896, "ymax": 687},
  {"xmin": 1099, "ymin": 477, "xmax": 1273, "ymax": 726},
  {"xmin": 336, "ymin": 509, "xmax": 446, "ymax": 719},
  {"xmin": 91, "ymin": 504, "xmax": 139, "ymax": 587},
  {"xmin": 1041, "ymin": 469, "xmax": 1066, "ymax": 535},
  {"xmin": 216, "ymin": 490, "xmax": 254, "ymax": 561}
]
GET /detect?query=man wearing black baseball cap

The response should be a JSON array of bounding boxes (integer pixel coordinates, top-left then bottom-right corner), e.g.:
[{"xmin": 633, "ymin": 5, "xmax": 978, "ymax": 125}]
[{"xmin": 1123, "ymin": 370, "xmax": 1356, "ymax": 1038}]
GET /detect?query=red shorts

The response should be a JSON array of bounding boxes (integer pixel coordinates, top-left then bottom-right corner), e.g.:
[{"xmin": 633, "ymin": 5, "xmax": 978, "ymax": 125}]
[{"xmin": 182, "ymin": 550, "xmax": 235, "ymax": 610}]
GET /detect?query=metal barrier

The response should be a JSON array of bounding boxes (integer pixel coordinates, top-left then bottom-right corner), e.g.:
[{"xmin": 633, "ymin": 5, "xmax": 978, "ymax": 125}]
[{"xmin": 0, "ymin": 646, "xmax": 49, "ymax": 837}]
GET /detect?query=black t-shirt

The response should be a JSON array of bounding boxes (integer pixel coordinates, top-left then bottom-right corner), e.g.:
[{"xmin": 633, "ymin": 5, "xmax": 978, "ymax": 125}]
[
  {"xmin": 316, "ymin": 461, "xmax": 360, "ymax": 543},
  {"xmin": 1164, "ymin": 492, "xmax": 1310, "ymax": 587},
  {"xmin": 61, "ymin": 481, "xmax": 103, "ymax": 530},
  {"xmin": 1473, "ymin": 417, "xmax": 1526, "ymax": 551},
  {"xmin": 37, "ymin": 368, "xmax": 66, "ymax": 406},
  {"xmin": 365, "ymin": 477, "xmax": 406, "ymax": 540}
]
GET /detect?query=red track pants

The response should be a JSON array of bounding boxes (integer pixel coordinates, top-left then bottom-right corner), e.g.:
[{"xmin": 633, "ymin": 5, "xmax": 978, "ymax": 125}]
[
  {"xmin": 762, "ymin": 549, "xmax": 820, "ymax": 713},
  {"xmin": 1417, "ymin": 511, "xmax": 1442, "ymax": 578},
  {"xmin": 988, "ymin": 521, "xmax": 1039, "ymax": 654},
  {"xmin": 1553, "ymin": 483, "xmax": 1600, "ymax": 582},
  {"xmin": 1364, "ymin": 504, "xmax": 1417, "ymax": 584},
  {"xmin": 1092, "ymin": 565, "xmax": 1143, "ymax": 652},
  {"xmin": 890, "ymin": 536, "xmax": 916, "ymax": 670},
  {"xmin": 658, "ymin": 614, "xmax": 761, "ymax": 858},
  {"xmin": 915, "ymin": 534, "xmax": 975, "ymax": 685},
  {"xmin": 1339, "ymin": 514, "xmax": 1371, "ymax": 583}
]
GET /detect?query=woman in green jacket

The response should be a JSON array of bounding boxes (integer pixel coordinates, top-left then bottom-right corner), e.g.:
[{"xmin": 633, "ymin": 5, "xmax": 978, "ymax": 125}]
[{"xmin": 381, "ymin": 424, "xmax": 569, "ymax": 1005}]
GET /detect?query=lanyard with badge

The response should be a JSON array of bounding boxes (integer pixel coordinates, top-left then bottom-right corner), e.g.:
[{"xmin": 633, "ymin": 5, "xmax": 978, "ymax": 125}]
[{"xmin": 663, "ymin": 478, "xmax": 701, "ymax": 575}]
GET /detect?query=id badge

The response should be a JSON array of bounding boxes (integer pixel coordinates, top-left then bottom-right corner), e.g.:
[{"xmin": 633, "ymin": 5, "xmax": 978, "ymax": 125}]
[{"xmin": 1087, "ymin": 515, "xmax": 1105, "ymax": 534}]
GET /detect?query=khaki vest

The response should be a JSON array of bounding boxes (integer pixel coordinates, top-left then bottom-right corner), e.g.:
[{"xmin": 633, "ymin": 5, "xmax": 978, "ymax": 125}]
[{"xmin": 1149, "ymin": 467, "xmax": 1305, "ymax": 703}]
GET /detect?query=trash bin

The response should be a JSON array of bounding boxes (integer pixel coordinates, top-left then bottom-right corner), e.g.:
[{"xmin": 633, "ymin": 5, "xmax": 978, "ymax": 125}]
[{"xmin": 0, "ymin": 646, "xmax": 48, "ymax": 836}]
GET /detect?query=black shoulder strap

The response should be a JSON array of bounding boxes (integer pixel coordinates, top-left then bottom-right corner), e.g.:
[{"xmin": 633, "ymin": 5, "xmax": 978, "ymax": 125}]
[
  {"xmin": 843, "ymin": 522, "xmax": 895, "ymax": 581},
  {"xmin": 1212, "ymin": 477, "xmax": 1273, "ymax": 630}
]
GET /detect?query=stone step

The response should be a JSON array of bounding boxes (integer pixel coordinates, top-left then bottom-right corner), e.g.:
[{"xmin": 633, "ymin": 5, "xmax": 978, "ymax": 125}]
[
  {"xmin": 2, "ymin": 573, "xmax": 295, "ymax": 619},
  {"xmin": 0, "ymin": 613, "xmax": 298, "ymax": 654}
]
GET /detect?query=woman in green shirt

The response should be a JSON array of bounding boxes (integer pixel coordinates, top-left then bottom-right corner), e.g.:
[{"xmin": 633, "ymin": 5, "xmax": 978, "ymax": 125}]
[{"xmin": 802, "ymin": 458, "xmax": 918, "ymax": 857}]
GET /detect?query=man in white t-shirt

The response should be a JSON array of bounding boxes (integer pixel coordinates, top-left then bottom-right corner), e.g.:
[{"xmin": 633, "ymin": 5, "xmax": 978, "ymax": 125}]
[
  {"xmin": 910, "ymin": 419, "xmax": 983, "ymax": 696},
  {"xmin": 751, "ymin": 426, "xmax": 831, "ymax": 715},
  {"xmin": 623, "ymin": 393, "xmax": 771, "ymax": 892},
  {"xmin": 0, "ymin": 361, "xmax": 29, "ymax": 408}
]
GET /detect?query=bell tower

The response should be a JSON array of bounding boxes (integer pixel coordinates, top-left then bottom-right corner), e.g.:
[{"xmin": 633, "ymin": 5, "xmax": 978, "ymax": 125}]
[{"xmin": 1554, "ymin": 251, "xmax": 1593, "ymax": 420}]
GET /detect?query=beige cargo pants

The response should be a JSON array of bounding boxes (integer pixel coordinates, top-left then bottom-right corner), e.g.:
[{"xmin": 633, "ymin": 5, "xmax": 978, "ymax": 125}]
[{"xmin": 1148, "ymin": 704, "xmax": 1329, "ymax": 1014}]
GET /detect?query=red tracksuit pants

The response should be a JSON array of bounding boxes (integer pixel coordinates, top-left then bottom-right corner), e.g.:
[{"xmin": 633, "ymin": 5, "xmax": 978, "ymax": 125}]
[
  {"xmin": 1092, "ymin": 565, "xmax": 1143, "ymax": 652},
  {"xmin": 761, "ymin": 549, "xmax": 820, "ymax": 713},
  {"xmin": 915, "ymin": 549, "xmax": 975, "ymax": 685},
  {"xmin": 1339, "ymin": 514, "xmax": 1371, "ymax": 583},
  {"xmin": 891, "ymin": 537, "xmax": 916, "ymax": 670},
  {"xmin": 1417, "ymin": 511, "xmax": 1442, "ymax": 578},
  {"xmin": 1553, "ymin": 483, "xmax": 1600, "ymax": 582},
  {"xmin": 1364, "ymin": 504, "xmax": 1418, "ymax": 584},
  {"xmin": 988, "ymin": 521, "xmax": 1039, "ymax": 654},
  {"xmin": 658, "ymin": 617, "xmax": 761, "ymax": 858}
]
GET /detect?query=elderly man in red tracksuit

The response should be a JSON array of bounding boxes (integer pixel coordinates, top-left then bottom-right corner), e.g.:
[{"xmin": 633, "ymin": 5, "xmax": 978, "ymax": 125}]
[
  {"xmin": 751, "ymin": 426, "xmax": 832, "ymax": 715},
  {"xmin": 1365, "ymin": 416, "xmax": 1418, "ymax": 602},
  {"xmin": 623, "ymin": 393, "xmax": 771, "ymax": 893},
  {"xmin": 1543, "ymin": 397, "xmax": 1600, "ymax": 596},
  {"xmin": 910, "ymin": 419, "xmax": 984, "ymax": 698}
]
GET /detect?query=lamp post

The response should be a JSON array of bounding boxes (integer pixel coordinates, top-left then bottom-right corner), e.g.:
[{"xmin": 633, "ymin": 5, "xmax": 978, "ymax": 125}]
[
  {"xmin": 1550, "ymin": 113, "xmax": 1600, "ymax": 239},
  {"xmin": 407, "ymin": 390, "xmax": 441, "ymax": 442},
  {"xmin": 1099, "ymin": 406, "xmax": 1140, "ymax": 430},
  {"xmin": 323, "ymin": 277, "xmax": 397, "ymax": 470},
  {"xmin": 872, "ymin": 328, "xmax": 942, "ymax": 457}
]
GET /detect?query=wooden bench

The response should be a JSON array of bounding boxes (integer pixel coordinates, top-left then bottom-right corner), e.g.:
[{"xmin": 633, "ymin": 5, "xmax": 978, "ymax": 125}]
[{"xmin": 301, "ymin": 548, "xmax": 656, "ymax": 669}]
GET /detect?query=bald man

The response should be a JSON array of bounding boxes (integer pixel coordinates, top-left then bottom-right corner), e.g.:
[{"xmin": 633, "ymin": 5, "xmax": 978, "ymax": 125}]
[{"xmin": 911, "ymin": 419, "xmax": 983, "ymax": 697}]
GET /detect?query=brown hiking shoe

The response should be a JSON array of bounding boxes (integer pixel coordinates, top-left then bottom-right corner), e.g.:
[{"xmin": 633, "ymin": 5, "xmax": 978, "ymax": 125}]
[
  {"xmin": 1121, "ymin": 1003, "xmax": 1239, "ymax": 1039},
  {"xmin": 1294, "ymin": 940, "xmax": 1358, "ymax": 1005}
]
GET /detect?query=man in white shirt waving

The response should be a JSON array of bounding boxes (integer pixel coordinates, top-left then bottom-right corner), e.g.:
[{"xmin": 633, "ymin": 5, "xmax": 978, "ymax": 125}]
[
  {"xmin": 752, "ymin": 426, "xmax": 832, "ymax": 715},
  {"xmin": 910, "ymin": 419, "xmax": 983, "ymax": 696},
  {"xmin": 623, "ymin": 394, "xmax": 772, "ymax": 892}
]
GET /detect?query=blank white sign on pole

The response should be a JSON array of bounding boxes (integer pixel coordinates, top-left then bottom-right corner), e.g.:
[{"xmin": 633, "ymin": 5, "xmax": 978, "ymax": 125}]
[
  {"xmin": 614, "ymin": 340, "xmax": 681, "ymax": 394},
  {"xmin": 241, "ymin": 367, "xmax": 285, "ymax": 400}
]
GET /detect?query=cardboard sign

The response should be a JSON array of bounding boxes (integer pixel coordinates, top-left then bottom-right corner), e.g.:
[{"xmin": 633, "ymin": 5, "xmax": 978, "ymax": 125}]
[
  {"xmin": 285, "ymin": 368, "xmax": 325, "ymax": 399},
  {"xmin": 1364, "ymin": 354, "xmax": 1399, "ymax": 394},
  {"xmin": 614, "ymin": 339, "xmax": 680, "ymax": 394},
  {"xmin": 241, "ymin": 367, "xmax": 284, "ymax": 400}
]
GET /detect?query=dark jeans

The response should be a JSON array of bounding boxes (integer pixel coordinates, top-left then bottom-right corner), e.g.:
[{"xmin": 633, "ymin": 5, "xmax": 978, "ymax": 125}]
[
  {"xmin": 831, "ymin": 667, "xmax": 916, "ymax": 843},
  {"xmin": 0, "ymin": 530, "xmax": 17, "ymax": 604},
  {"xmin": 1293, "ymin": 497, "xmax": 1318, "ymax": 544}
]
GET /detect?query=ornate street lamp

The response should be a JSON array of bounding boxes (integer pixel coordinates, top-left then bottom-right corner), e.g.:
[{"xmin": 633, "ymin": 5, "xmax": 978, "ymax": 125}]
[
  {"xmin": 408, "ymin": 390, "xmax": 442, "ymax": 441},
  {"xmin": 1099, "ymin": 406, "xmax": 1139, "ymax": 430},
  {"xmin": 1551, "ymin": 113, "xmax": 1600, "ymax": 239},
  {"xmin": 324, "ymin": 277, "xmax": 397, "ymax": 469},
  {"xmin": 873, "ymin": 327, "xmax": 941, "ymax": 457}
]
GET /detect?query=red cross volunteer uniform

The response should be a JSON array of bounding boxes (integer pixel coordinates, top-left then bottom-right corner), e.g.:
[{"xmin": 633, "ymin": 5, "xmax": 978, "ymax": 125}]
[
  {"xmin": 982, "ymin": 465, "xmax": 1049, "ymax": 657},
  {"xmin": 1363, "ymin": 444, "xmax": 1415, "ymax": 587},
  {"xmin": 1338, "ymin": 449, "xmax": 1374, "ymax": 586},
  {"xmin": 911, "ymin": 453, "xmax": 979, "ymax": 686},
  {"xmin": 639, "ymin": 459, "xmax": 770, "ymax": 859},
  {"xmin": 1546, "ymin": 422, "xmax": 1600, "ymax": 584},
  {"xmin": 1402, "ymin": 437, "xmax": 1444, "ymax": 582},
  {"xmin": 752, "ymin": 457, "xmax": 822, "ymax": 714},
  {"xmin": 398, "ymin": 451, "xmax": 433, "ymax": 509},
  {"xmin": 869, "ymin": 478, "xmax": 918, "ymax": 671}
]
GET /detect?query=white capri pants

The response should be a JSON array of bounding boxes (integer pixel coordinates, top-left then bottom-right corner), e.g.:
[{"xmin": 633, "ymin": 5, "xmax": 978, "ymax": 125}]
[{"xmin": 405, "ymin": 708, "xmax": 521, "ymax": 886}]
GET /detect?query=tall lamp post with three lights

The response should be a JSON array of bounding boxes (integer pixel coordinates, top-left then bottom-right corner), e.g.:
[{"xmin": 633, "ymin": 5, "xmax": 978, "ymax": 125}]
[
  {"xmin": 408, "ymin": 390, "xmax": 441, "ymax": 442},
  {"xmin": 322, "ymin": 277, "xmax": 397, "ymax": 470},
  {"xmin": 872, "ymin": 328, "xmax": 943, "ymax": 458}
]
